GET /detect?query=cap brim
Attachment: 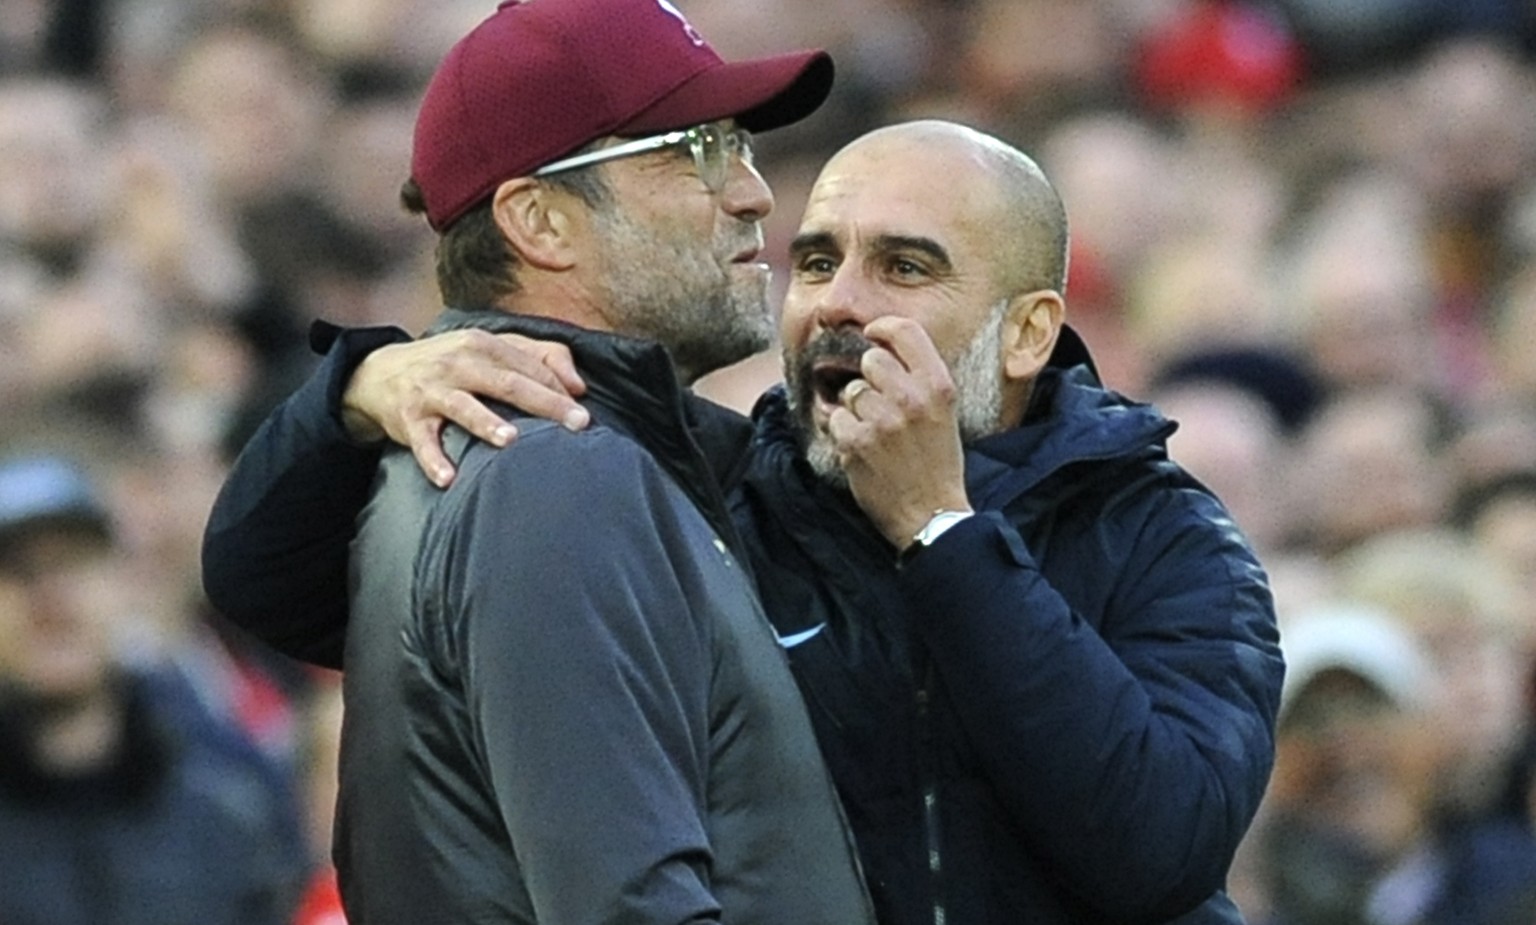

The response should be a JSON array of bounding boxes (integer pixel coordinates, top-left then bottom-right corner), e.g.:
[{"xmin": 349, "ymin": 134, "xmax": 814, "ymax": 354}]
[{"xmin": 618, "ymin": 49, "xmax": 834, "ymax": 136}]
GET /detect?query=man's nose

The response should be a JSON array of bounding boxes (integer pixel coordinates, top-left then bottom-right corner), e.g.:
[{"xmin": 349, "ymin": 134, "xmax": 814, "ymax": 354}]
[
  {"xmin": 811, "ymin": 265, "xmax": 876, "ymax": 333},
  {"xmin": 720, "ymin": 158, "xmax": 774, "ymax": 222}
]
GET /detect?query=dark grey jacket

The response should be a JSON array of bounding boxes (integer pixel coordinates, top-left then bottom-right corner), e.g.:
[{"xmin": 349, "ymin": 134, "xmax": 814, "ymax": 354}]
[{"xmin": 336, "ymin": 309, "xmax": 874, "ymax": 925}]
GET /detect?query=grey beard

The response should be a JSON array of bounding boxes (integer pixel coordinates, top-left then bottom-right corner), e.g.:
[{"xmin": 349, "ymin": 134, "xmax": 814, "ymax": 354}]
[
  {"xmin": 790, "ymin": 299, "xmax": 1009, "ymax": 487},
  {"xmin": 590, "ymin": 206, "xmax": 772, "ymax": 383}
]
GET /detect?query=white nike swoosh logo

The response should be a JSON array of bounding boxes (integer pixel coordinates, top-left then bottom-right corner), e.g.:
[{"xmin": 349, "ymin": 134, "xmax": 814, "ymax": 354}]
[{"xmin": 776, "ymin": 624, "xmax": 826, "ymax": 649}]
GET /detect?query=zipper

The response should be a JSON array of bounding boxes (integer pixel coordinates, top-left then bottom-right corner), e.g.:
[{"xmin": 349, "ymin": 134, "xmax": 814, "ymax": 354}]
[{"xmin": 915, "ymin": 674, "xmax": 945, "ymax": 925}]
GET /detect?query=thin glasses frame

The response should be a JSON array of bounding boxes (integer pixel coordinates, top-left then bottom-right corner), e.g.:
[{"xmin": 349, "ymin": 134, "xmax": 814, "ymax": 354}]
[{"xmin": 532, "ymin": 122, "xmax": 749, "ymax": 192}]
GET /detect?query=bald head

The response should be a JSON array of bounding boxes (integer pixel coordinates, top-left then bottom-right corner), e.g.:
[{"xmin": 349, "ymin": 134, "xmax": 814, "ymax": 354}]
[{"xmin": 822, "ymin": 120, "xmax": 1070, "ymax": 296}]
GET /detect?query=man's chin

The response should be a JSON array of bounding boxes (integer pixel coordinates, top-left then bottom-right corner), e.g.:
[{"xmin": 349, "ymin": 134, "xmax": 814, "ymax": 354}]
[{"xmin": 803, "ymin": 437, "xmax": 850, "ymax": 490}]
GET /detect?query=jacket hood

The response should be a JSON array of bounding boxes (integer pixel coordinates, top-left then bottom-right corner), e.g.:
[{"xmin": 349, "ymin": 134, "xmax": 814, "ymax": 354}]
[{"xmin": 965, "ymin": 364, "xmax": 1174, "ymax": 511}]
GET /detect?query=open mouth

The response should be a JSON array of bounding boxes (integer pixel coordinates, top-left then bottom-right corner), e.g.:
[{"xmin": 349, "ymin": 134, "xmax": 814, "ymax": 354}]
[{"xmin": 811, "ymin": 361, "xmax": 863, "ymax": 406}]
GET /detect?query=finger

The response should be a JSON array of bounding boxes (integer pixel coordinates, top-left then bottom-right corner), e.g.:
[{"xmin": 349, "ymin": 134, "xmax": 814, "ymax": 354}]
[
  {"xmin": 405, "ymin": 417, "xmax": 457, "ymax": 489},
  {"xmin": 858, "ymin": 346, "xmax": 908, "ymax": 394},
  {"xmin": 502, "ymin": 377, "xmax": 591, "ymax": 432},
  {"xmin": 838, "ymin": 377, "xmax": 902, "ymax": 433},
  {"xmin": 862, "ymin": 338, "xmax": 954, "ymax": 418},
  {"xmin": 539, "ymin": 343, "xmax": 587, "ymax": 397},
  {"xmin": 465, "ymin": 337, "xmax": 589, "ymax": 430},
  {"xmin": 826, "ymin": 405, "xmax": 869, "ymax": 452},
  {"xmin": 438, "ymin": 390, "xmax": 520, "ymax": 448},
  {"xmin": 840, "ymin": 378, "xmax": 874, "ymax": 417},
  {"xmin": 863, "ymin": 316, "xmax": 947, "ymax": 379},
  {"xmin": 495, "ymin": 334, "xmax": 587, "ymax": 396}
]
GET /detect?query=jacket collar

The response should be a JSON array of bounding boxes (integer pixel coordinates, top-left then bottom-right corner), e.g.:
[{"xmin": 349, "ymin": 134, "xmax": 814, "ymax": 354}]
[{"xmin": 428, "ymin": 307, "xmax": 756, "ymax": 550}]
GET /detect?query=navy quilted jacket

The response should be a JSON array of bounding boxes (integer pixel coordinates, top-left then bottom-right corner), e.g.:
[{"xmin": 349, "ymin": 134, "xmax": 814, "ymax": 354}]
[{"xmin": 735, "ymin": 346, "xmax": 1282, "ymax": 925}]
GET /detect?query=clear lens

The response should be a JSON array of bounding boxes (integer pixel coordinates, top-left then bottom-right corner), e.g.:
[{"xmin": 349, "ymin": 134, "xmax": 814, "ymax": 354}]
[
  {"xmin": 690, "ymin": 123, "xmax": 727, "ymax": 192},
  {"xmin": 687, "ymin": 122, "xmax": 751, "ymax": 193}
]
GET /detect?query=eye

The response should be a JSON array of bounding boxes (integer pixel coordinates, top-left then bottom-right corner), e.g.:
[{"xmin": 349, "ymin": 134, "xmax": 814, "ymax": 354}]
[
  {"xmin": 731, "ymin": 129, "xmax": 755, "ymax": 165},
  {"xmin": 888, "ymin": 257, "xmax": 928, "ymax": 279},
  {"xmin": 793, "ymin": 253, "xmax": 838, "ymax": 277}
]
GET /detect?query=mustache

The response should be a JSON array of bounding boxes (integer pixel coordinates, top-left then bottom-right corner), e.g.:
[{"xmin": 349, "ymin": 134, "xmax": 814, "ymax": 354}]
[
  {"xmin": 786, "ymin": 328, "xmax": 873, "ymax": 415},
  {"xmin": 794, "ymin": 328, "xmax": 872, "ymax": 370}
]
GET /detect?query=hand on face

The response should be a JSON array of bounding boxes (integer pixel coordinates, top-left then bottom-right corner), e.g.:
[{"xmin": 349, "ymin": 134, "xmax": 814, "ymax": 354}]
[{"xmin": 826, "ymin": 316, "xmax": 972, "ymax": 549}]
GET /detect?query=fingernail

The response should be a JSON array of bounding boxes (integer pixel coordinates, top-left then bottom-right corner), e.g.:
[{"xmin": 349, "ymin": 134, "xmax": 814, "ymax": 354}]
[
  {"xmin": 492, "ymin": 423, "xmax": 516, "ymax": 446},
  {"xmin": 432, "ymin": 467, "xmax": 453, "ymax": 488},
  {"xmin": 563, "ymin": 407, "xmax": 590, "ymax": 431}
]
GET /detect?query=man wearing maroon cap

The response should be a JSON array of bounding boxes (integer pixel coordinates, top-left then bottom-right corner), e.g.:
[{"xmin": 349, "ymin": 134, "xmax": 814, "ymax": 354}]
[{"xmin": 238, "ymin": 1, "xmax": 875, "ymax": 923}]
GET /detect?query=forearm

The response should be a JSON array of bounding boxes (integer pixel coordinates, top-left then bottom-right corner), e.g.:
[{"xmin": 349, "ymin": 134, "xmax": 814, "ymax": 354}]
[
  {"xmin": 899, "ymin": 512, "xmax": 1280, "ymax": 918},
  {"xmin": 201, "ymin": 324, "xmax": 410, "ymax": 667}
]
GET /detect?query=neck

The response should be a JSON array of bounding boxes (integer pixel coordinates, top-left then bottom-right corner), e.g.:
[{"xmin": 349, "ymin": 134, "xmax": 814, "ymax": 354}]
[
  {"xmin": 498, "ymin": 271, "xmax": 616, "ymax": 334},
  {"xmin": 999, "ymin": 381, "xmax": 1032, "ymax": 431}
]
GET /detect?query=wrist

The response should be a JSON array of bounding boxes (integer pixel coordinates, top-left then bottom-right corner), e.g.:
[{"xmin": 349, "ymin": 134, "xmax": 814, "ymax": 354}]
[
  {"xmin": 339, "ymin": 403, "xmax": 387, "ymax": 444},
  {"xmin": 897, "ymin": 508, "xmax": 973, "ymax": 567}
]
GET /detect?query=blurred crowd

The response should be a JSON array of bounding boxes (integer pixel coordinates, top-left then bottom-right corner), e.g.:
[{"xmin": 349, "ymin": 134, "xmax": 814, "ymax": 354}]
[{"xmin": 2, "ymin": 0, "xmax": 1536, "ymax": 923}]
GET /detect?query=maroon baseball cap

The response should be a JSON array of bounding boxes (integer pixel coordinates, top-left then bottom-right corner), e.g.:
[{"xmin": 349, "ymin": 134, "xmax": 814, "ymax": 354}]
[{"xmin": 411, "ymin": 0, "xmax": 835, "ymax": 231}]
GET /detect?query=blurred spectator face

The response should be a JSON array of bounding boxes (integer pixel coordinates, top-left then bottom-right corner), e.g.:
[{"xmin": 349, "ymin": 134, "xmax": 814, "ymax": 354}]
[
  {"xmin": 1400, "ymin": 38, "xmax": 1536, "ymax": 214},
  {"xmin": 1490, "ymin": 264, "xmax": 1536, "ymax": 404},
  {"xmin": 1264, "ymin": 607, "xmax": 1443, "ymax": 922},
  {"xmin": 1127, "ymin": 234, "xmax": 1278, "ymax": 364},
  {"xmin": 1155, "ymin": 381, "xmax": 1293, "ymax": 552},
  {"xmin": 15, "ymin": 277, "xmax": 158, "ymax": 404},
  {"xmin": 319, "ymin": 97, "xmax": 421, "ymax": 244},
  {"xmin": 1276, "ymin": 668, "xmax": 1438, "ymax": 858},
  {"xmin": 960, "ymin": 0, "xmax": 1120, "ymax": 110},
  {"xmin": 0, "ymin": 80, "xmax": 107, "ymax": 262},
  {"xmin": 1290, "ymin": 171, "xmax": 1440, "ymax": 395},
  {"xmin": 101, "ymin": 116, "xmax": 258, "ymax": 318},
  {"xmin": 1040, "ymin": 112, "xmax": 1173, "ymax": 297},
  {"xmin": 168, "ymin": 24, "xmax": 331, "ymax": 205},
  {"xmin": 289, "ymin": 0, "xmax": 411, "ymax": 67},
  {"xmin": 0, "ymin": 525, "xmax": 118, "ymax": 706},
  {"xmin": 1466, "ymin": 486, "xmax": 1536, "ymax": 637},
  {"xmin": 1336, "ymin": 529, "xmax": 1528, "ymax": 815},
  {"xmin": 1295, "ymin": 389, "xmax": 1449, "ymax": 555}
]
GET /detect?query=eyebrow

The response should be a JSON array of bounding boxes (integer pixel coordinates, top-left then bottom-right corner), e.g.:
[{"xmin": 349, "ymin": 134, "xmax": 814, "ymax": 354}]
[
  {"xmin": 788, "ymin": 231, "xmax": 953, "ymax": 273},
  {"xmin": 788, "ymin": 231, "xmax": 838, "ymax": 261},
  {"xmin": 871, "ymin": 234, "xmax": 952, "ymax": 273}
]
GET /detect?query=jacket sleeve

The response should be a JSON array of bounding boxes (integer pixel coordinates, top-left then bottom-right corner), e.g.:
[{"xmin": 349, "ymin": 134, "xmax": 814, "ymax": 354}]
[
  {"xmin": 436, "ymin": 430, "xmax": 721, "ymax": 924},
  {"xmin": 898, "ymin": 490, "xmax": 1282, "ymax": 921},
  {"xmin": 201, "ymin": 324, "xmax": 410, "ymax": 668}
]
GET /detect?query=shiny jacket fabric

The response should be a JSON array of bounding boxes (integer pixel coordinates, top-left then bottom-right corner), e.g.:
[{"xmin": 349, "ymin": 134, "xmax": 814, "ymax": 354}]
[
  {"xmin": 736, "ymin": 345, "xmax": 1283, "ymax": 925},
  {"xmin": 334, "ymin": 309, "xmax": 874, "ymax": 925}
]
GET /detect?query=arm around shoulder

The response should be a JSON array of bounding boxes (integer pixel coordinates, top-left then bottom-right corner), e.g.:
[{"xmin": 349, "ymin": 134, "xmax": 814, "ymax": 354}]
[{"xmin": 202, "ymin": 323, "xmax": 410, "ymax": 669}]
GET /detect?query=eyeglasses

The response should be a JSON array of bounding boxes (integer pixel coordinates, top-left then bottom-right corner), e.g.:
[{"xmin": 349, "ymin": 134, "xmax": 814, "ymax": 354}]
[{"xmin": 533, "ymin": 121, "xmax": 753, "ymax": 193}]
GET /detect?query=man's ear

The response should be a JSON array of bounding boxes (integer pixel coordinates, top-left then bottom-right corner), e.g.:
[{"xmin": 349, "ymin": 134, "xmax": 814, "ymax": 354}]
[
  {"xmin": 491, "ymin": 178, "xmax": 579, "ymax": 271},
  {"xmin": 1002, "ymin": 290, "xmax": 1065, "ymax": 383}
]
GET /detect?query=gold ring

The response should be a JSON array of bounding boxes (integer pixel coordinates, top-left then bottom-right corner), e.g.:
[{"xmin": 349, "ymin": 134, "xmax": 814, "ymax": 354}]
[{"xmin": 843, "ymin": 378, "xmax": 871, "ymax": 411}]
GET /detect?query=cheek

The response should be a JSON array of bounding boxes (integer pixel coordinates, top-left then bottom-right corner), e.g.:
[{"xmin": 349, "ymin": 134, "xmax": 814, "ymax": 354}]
[{"xmin": 778, "ymin": 285, "xmax": 816, "ymax": 345}]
